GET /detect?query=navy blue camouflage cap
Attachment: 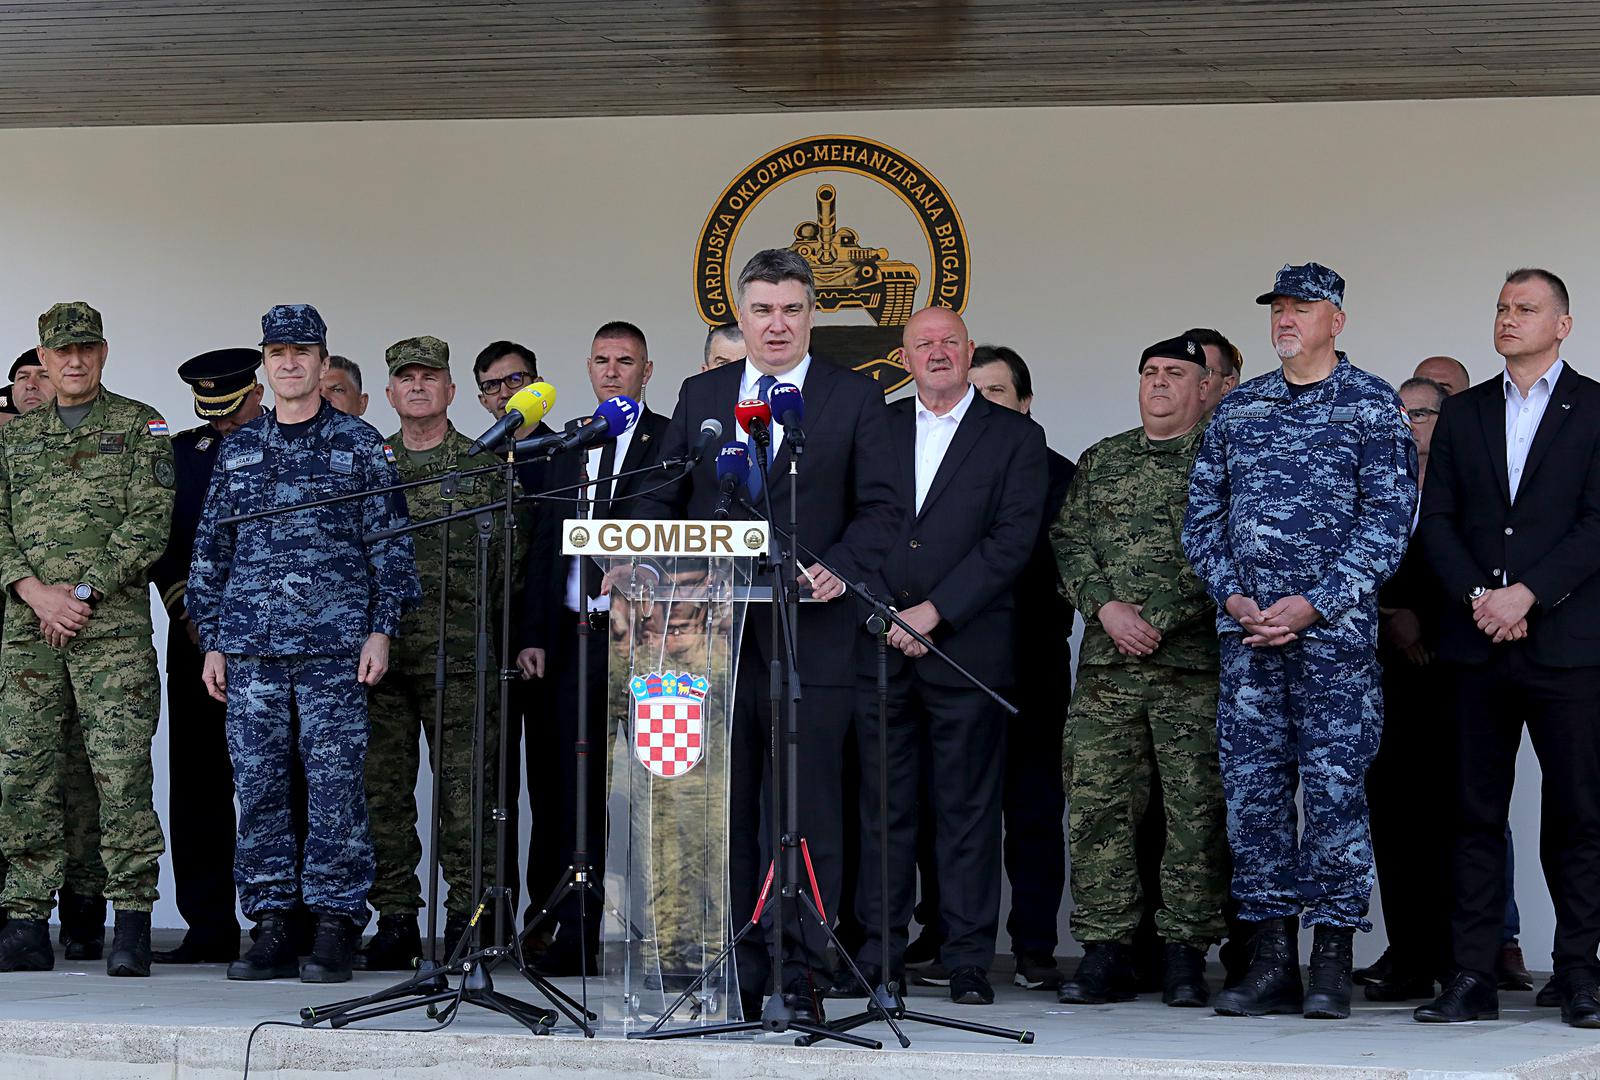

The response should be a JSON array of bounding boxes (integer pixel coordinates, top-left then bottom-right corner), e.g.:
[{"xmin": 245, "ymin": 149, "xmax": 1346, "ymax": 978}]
[
  {"xmin": 259, "ymin": 303, "xmax": 328, "ymax": 346},
  {"xmin": 179, "ymin": 347, "xmax": 263, "ymax": 419},
  {"xmin": 1255, "ymin": 262, "xmax": 1345, "ymax": 309},
  {"xmin": 1139, "ymin": 334, "xmax": 1207, "ymax": 370}
]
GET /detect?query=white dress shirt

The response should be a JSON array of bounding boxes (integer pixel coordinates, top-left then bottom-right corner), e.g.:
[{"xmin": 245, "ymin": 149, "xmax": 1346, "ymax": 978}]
[
  {"xmin": 914, "ymin": 383, "xmax": 976, "ymax": 514},
  {"xmin": 564, "ymin": 416, "xmax": 638, "ymax": 613},
  {"xmin": 1503, "ymin": 358, "xmax": 1563, "ymax": 504},
  {"xmin": 738, "ymin": 354, "xmax": 812, "ymax": 464}
]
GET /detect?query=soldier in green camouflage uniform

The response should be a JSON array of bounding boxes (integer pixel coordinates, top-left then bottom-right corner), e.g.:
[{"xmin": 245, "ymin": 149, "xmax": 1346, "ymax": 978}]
[
  {"xmin": 0, "ymin": 302, "xmax": 173, "ymax": 977},
  {"xmin": 0, "ymin": 353, "xmax": 109, "ymax": 958},
  {"xmin": 1052, "ymin": 335, "xmax": 1226, "ymax": 1008},
  {"xmin": 356, "ymin": 336, "xmax": 499, "ymax": 970}
]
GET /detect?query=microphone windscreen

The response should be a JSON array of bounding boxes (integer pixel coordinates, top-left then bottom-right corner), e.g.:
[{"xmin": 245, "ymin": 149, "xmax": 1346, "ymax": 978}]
[
  {"xmin": 735, "ymin": 397, "xmax": 772, "ymax": 434},
  {"xmin": 715, "ymin": 441, "xmax": 750, "ymax": 484},
  {"xmin": 769, "ymin": 382, "xmax": 804, "ymax": 422},
  {"xmin": 522, "ymin": 381, "xmax": 558, "ymax": 424},
  {"xmin": 595, "ymin": 394, "xmax": 639, "ymax": 435}
]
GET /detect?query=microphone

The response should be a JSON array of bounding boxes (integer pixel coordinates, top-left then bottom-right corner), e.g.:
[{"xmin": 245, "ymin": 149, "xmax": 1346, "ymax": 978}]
[
  {"xmin": 713, "ymin": 442, "xmax": 750, "ymax": 520},
  {"xmin": 691, "ymin": 418, "xmax": 724, "ymax": 464},
  {"xmin": 513, "ymin": 394, "xmax": 640, "ymax": 458},
  {"xmin": 468, "ymin": 382, "xmax": 557, "ymax": 457},
  {"xmin": 769, "ymin": 382, "xmax": 805, "ymax": 448},
  {"xmin": 735, "ymin": 397, "xmax": 772, "ymax": 448}
]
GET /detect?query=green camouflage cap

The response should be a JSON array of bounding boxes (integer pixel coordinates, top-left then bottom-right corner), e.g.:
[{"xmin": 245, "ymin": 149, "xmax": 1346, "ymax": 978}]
[
  {"xmin": 385, "ymin": 335, "xmax": 450, "ymax": 375},
  {"xmin": 38, "ymin": 301, "xmax": 105, "ymax": 350}
]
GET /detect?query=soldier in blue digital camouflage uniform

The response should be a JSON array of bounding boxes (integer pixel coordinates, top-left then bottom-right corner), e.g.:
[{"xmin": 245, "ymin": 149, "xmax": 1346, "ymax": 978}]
[
  {"xmin": 187, "ymin": 304, "xmax": 418, "ymax": 984},
  {"xmin": 1183, "ymin": 263, "xmax": 1416, "ymax": 1021}
]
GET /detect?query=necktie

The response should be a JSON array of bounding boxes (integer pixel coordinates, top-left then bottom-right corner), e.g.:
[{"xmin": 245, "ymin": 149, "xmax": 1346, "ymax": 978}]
[{"xmin": 748, "ymin": 374, "xmax": 778, "ymax": 501}]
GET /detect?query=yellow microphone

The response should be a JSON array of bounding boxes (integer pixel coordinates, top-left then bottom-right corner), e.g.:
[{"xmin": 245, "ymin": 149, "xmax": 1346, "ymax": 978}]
[{"xmin": 468, "ymin": 381, "xmax": 558, "ymax": 456}]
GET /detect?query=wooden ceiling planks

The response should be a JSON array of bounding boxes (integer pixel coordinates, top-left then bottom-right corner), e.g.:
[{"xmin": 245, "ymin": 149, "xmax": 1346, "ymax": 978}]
[{"xmin": 0, "ymin": 0, "xmax": 1595, "ymax": 127}]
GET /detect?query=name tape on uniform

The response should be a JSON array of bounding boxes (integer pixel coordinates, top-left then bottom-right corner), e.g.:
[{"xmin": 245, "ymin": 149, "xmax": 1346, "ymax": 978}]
[{"xmin": 562, "ymin": 518, "xmax": 769, "ymax": 558}]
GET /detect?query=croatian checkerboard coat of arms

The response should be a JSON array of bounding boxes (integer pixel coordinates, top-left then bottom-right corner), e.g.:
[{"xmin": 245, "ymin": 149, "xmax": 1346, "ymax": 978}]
[{"xmin": 630, "ymin": 671, "xmax": 711, "ymax": 779}]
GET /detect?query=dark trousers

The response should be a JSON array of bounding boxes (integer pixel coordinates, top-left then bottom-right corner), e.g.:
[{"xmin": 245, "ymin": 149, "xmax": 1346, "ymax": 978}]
[
  {"xmin": 729, "ymin": 644, "xmax": 853, "ymax": 995},
  {"xmin": 165, "ymin": 633, "xmax": 240, "ymax": 941},
  {"xmin": 855, "ymin": 668, "xmax": 1007, "ymax": 974},
  {"xmin": 520, "ymin": 674, "xmax": 567, "ymax": 931},
  {"xmin": 1450, "ymin": 651, "xmax": 1600, "ymax": 978},
  {"xmin": 1367, "ymin": 654, "xmax": 1453, "ymax": 977},
  {"xmin": 535, "ymin": 611, "xmax": 610, "ymax": 957}
]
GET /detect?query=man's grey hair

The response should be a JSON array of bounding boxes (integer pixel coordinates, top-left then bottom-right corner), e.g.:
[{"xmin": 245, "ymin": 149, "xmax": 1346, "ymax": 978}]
[
  {"xmin": 703, "ymin": 322, "xmax": 742, "ymax": 363},
  {"xmin": 735, "ymin": 248, "xmax": 816, "ymax": 309},
  {"xmin": 327, "ymin": 354, "xmax": 362, "ymax": 391},
  {"xmin": 1399, "ymin": 376, "xmax": 1447, "ymax": 410}
]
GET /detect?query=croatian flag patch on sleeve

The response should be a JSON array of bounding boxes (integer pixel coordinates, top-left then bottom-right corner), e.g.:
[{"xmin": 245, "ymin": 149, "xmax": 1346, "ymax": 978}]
[{"xmin": 147, "ymin": 419, "xmax": 170, "ymax": 436}]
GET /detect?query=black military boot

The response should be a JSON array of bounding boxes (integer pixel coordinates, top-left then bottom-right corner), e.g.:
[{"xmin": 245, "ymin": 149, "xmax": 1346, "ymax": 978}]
[
  {"xmin": 300, "ymin": 915, "xmax": 356, "ymax": 983},
  {"xmin": 1162, "ymin": 942, "xmax": 1210, "ymax": 1007},
  {"xmin": 353, "ymin": 913, "xmax": 422, "ymax": 972},
  {"xmin": 59, "ymin": 891, "xmax": 106, "ymax": 962},
  {"xmin": 1057, "ymin": 942, "xmax": 1138, "ymax": 1004},
  {"xmin": 0, "ymin": 918, "xmax": 53, "ymax": 971},
  {"xmin": 1303, "ymin": 926, "xmax": 1355, "ymax": 1019},
  {"xmin": 228, "ymin": 913, "xmax": 300, "ymax": 981},
  {"xmin": 1214, "ymin": 918, "xmax": 1303, "ymax": 1016},
  {"xmin": 106, "ymin": 910, "xmax": 152, "ymax": 977}
]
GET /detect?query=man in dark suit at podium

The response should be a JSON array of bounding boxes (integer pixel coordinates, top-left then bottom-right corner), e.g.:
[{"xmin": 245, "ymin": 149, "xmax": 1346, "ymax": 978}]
[
  {"xmin": 1415, "ymin": 268, "xmax": 1600, "ymax": 1028},
  {"xmin": 633, "ymin": 249, "xmax": 901, "ymax": 1022},
  {"xmin": 849, "ymin": 307, "xmax": 1046, "ymax": 1007},
  {"xmin": 516, "ymin": 321, "xmax": 666, "ymax": 974}
]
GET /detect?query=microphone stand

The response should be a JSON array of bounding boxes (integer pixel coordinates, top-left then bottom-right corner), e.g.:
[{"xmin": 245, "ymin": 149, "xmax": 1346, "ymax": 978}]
[
  {"xmin": 735, "ymin": 499, "xmax": 1034, "ymax": 1047},
  {"xmin": 297, "ymin": 452, "xmax": 595, "ymax": 1036},
  {"xmin": 633, "ymin": 425, "xmax": 891, "ymax": 1049}
]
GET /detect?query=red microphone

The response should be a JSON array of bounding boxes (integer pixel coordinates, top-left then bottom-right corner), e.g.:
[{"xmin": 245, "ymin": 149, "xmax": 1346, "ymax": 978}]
[{"xmin": 735, "ymin": 397, "xmax": 772, "ymax": 447}]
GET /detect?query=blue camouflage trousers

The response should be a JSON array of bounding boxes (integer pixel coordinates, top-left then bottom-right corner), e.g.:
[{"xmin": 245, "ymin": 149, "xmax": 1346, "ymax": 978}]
[
  {"xmin": 225, "ymin": 654, "xmax": 374, "ymax": 922},
  {"xmin": 1216, "ymin": 634, "xmax": 1382, "ymax": 930}
]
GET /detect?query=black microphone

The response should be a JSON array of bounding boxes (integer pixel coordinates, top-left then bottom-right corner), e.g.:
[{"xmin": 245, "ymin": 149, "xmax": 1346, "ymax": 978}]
[
  {"xmin": 713, "ymin": 442, "xmax": 751, "ymax": 520},
  {"xmin": 691, "ymin": 418, "xmax": 724, "ymax": 464}
]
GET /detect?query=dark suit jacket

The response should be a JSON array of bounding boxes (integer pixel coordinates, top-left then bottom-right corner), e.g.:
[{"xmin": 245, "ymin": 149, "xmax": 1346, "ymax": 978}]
[
  {"xmin": 863, "ymin": 392, "xmax": 1048, "ymax": 689},
  {"xmin": 1014, "ymin": 444, "xmax": 1076, "ymax": 694},
  {"xmin": 518, "ymin": 407, "xmax": 667, "ymax": 652},
  {"xmin": 1418, "ymin": 367, "xmax": 1600, "ymax": 667},
  {"xmin": 632, "ymin": 359, "xmax": 902, "ymax": 687}
]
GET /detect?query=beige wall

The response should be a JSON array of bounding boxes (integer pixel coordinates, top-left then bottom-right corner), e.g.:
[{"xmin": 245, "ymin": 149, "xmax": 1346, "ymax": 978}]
[{"xmin": 1, "ymin": 95, "xmax": 1590, "ymax": 956}]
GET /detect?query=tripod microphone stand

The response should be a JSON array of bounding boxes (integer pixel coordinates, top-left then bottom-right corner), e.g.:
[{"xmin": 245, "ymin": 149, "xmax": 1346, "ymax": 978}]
[
  {"xmin": 723, "ymin": 508, "xmax": 1036, "ymax": 1048},
  {"xmin": 632, "ymin": 424, "xmax": 894, "ymax": 1049},
  {"xmin": 292, "ymin": 451, "xmax": 596, "ymax": 1035}
]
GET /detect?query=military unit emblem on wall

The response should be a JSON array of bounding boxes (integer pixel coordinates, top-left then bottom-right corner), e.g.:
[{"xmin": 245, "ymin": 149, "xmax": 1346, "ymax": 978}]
[
  {"xmin": 693, "ymin": 135, "xmax": 972, "ymax": 396},
  {"xmin": 630, "ymin": 671, "xmax": 711, "ymax": 779}
]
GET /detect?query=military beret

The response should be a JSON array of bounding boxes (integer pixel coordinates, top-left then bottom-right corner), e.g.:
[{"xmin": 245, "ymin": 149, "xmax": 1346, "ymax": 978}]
[
  {"xmin": 1255, "ymin": 262, "xmax": 1345, "ymax": 309},
  {"xmin": 1139, "ymin": 335, "xmax": 1207, "ymax": 370},
  {"xmin": 10, "ymin": 348, "xmax": 44, "ymax": 382},
  {"xmin": 260, "ymin": 303, "xmax": 328, "ymax": 347},
  {"xmin": 179, "ymin": 347, "xmax": 262, "ymax": 419},
  {"xmin": 385, "ymin": 335, "xmax": 450, "ymax": 376},
  {"xmin": 38, "ymin": 301, "xmax": 105, "ymax": 350},
  {"xmin": 0, "ymin": 384, "xmax": 16, "ymax": 416}
]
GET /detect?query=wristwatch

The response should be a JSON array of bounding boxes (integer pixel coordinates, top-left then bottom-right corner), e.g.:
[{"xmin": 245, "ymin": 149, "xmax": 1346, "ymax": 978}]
[
  {"xmin": 1465, "ymin": 585, "xmax": 1489, "ymax": 606},
  {"xmin": 73, "ymin": 583, "xmax": 95, "ymax": 604}
]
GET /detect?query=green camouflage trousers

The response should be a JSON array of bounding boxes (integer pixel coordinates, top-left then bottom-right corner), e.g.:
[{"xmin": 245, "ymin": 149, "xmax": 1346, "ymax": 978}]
[
  {"xmin": 0, "ymin": 710, "xmax": 108, "ymax": 907},
  {"xmin": 0, "ymin": 634, "xmax": 163, "ymax": 918},
  {"xmin": 364, "ymin": 671, "xmax": 497, "ymax": 918},
  {"xmin": 1065, "ymin": 662, "xmax": 1226, "ymax": 947}
]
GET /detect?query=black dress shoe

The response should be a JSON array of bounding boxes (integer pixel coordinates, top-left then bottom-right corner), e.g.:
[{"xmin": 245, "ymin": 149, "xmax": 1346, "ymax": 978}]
[
  {"xmin": 1414, "ymin": 971, "xmax": 1498, "ymax": 1023},
  {"xmin": 1352, "ymin": 945, "xmax": 1394, "ymax": 986},
  {"xmin": 783, "ymin": 978, "xmax": 825, "ymax": 1024},
  {"xmin": 1536, "ymin": 977, "xmax": 1564, "ymax": 1008},
  {"xmin": 1496, "ymin": 942, "xmax": 1533, "ymax": 991},
  {"xmin": 948, "ymin": 965, "xmax": 995, "ymax": 1005},
  {"xmin": 1560, "ymin": 971, "xmax": 1600, "ymax": 1029},
  {"xmin": 827, "ymin": 962, "xmax": 900, "ymax": 998},
  {"xmin": 153, "ymin": 931, "xmax": 240, "ymax": 965},
  {"xmin": 1363, "ymin": 972, "xmax": 1436, "ymax": 1002}
]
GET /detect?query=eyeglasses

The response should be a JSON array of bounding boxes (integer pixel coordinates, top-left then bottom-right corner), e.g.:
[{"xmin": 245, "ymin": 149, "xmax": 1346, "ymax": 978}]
[
  {"xmin": 1407, "ymin": 408, "xmax": 1440, "ymax": 420},
  {"xmin": 477, "ymin": 370, "xmax": 533, "ymax": 395}
]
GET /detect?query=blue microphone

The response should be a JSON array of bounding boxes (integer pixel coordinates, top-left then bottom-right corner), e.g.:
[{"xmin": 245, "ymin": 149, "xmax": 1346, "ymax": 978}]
[
  {"xmin": 513, "ymin": 394, "xmax": 639, "ymax": 457},
  {"xmin": 713, "ymin": 442, "xmax": 751, "ymax": 519},
  {"xmin": 769, "ymin": 382, "xmax": 805, "ymax": 448}
]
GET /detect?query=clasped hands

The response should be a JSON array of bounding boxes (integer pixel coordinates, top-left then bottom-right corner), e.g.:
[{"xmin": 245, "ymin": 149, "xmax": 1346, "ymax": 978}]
[
  {"xmin": 1224, "ymin": 594, "xmax": 1320, "ymax": 648},
  {"xmin": 17, "ymin": 578, "xmax": 94, "ymax": 649},
  {"xmin": 1472, "ymin": 583, "xmax": 1534, "ymax": 644}
]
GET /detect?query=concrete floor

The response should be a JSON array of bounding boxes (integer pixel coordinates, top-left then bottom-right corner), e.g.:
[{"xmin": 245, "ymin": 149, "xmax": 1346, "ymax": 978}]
[{"xmin": 0, "ymin": 932, "xmax": 1594, "ymax": 1079}]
